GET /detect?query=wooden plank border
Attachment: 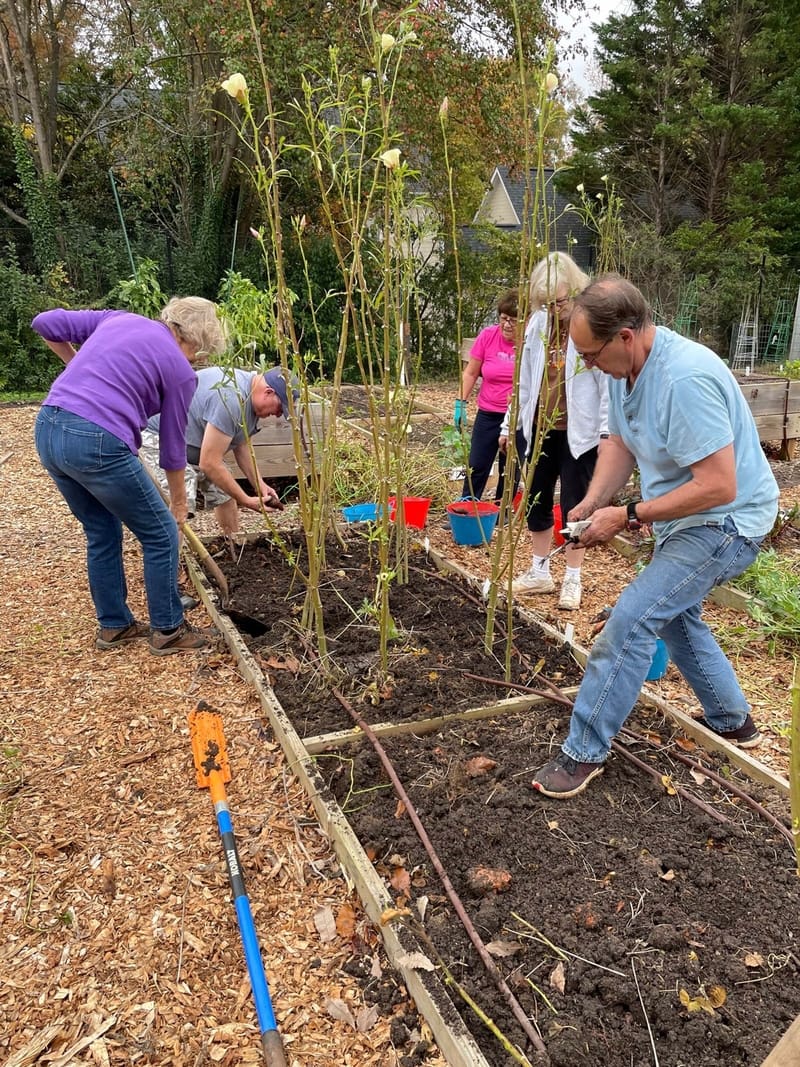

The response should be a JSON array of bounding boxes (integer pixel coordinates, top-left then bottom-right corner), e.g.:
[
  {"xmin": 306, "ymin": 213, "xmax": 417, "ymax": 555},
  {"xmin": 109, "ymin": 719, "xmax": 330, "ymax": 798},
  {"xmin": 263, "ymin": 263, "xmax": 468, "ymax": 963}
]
[{"xmin": 183, "ymin": 551, "xmax": 492, "ymax": 1067}]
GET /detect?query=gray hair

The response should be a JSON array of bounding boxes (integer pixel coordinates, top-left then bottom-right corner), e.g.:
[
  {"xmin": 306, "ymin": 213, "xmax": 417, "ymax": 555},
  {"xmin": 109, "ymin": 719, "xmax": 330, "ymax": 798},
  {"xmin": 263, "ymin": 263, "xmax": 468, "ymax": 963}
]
[
  {"xmin": 572, "ymin": 275, "xmax": 652, "ymax": 340},
  {"xmin": 160, "ymin": 296, "xmax": 227, "ymax": 357},
  {"xmin": 529, "ymin": 251, "xmax": 590, "ymax": 308}
]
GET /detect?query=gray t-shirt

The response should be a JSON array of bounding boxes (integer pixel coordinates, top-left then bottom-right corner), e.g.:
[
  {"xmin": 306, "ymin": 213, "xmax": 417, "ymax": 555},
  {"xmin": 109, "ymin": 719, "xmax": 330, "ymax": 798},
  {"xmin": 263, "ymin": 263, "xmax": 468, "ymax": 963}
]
[{"xmin": 185, "ymin": 367, "xmax": 260, "ymax": 452}]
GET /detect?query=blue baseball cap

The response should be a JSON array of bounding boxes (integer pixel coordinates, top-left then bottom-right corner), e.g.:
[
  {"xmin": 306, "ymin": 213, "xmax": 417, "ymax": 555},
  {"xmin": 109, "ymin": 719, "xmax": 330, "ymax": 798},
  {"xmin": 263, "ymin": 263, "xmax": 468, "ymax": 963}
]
[{"xmin": 263, "ymin": 367, "xmax": 298, "ymax": 417}]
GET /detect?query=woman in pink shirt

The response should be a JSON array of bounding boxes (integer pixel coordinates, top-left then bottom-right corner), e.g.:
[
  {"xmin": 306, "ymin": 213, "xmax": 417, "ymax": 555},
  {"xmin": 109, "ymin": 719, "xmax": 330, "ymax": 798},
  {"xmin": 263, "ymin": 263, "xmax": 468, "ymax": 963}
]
[{"xmin": 459, "ymin": 289, "xmax": 518, "ymax": 502}]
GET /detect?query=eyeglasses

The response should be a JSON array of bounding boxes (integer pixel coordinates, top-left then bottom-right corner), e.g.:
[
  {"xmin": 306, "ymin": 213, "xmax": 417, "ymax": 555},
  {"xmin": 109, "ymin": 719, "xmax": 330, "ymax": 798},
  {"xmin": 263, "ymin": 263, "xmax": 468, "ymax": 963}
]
[
  {"xmin": 499, "ymin": 314, "xmax": 517, "ymax": 324},
  {"xmin": 576, "ymin": 335, "xmax": 615, "ymax": 362},
  {"xmin": 547, "ymin": 296, "xmax": 572, "ymax": 309}
]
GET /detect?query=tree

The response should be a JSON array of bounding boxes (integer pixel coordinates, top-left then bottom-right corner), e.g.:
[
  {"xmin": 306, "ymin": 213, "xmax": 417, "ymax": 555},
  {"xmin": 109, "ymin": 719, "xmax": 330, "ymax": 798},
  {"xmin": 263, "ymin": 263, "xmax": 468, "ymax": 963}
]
[{"xmin": 562, "ymin": 0, "xmax": 800, "ymax": 348}]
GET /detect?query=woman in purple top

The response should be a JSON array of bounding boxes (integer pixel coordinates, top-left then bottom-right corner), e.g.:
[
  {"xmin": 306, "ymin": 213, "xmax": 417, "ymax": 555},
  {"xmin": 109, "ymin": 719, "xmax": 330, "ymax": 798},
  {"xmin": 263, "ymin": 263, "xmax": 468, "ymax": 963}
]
[
  {"xmin": 458, "ymin": 289, "xmax": 519, "ymax": 502},
  {"xmin": 33, "ymin": 297, "xmax": 226, "ymax": 654}
]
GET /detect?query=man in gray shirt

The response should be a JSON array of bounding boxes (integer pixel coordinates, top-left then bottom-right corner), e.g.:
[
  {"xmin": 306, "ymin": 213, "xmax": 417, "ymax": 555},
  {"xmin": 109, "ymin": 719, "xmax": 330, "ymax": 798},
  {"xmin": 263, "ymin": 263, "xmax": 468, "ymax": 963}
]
[{"xmin": 143, "ymin": 366, "xmax": 292, "ymax": 535}]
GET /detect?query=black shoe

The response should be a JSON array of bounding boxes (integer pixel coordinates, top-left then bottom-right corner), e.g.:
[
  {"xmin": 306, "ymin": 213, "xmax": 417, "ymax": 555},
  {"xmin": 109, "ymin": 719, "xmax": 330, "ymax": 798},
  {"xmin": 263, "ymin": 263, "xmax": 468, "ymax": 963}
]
[
  {"xmin": 180, "ymin": 593, "xmax": 200, "ymax": 611},
  {"xmin": 696, "ymin": 713, "xmax": 762, "ymax": 749},
  {"xmin": 531, "ymin": 752, "xmax": 605, "ymax": 798}
]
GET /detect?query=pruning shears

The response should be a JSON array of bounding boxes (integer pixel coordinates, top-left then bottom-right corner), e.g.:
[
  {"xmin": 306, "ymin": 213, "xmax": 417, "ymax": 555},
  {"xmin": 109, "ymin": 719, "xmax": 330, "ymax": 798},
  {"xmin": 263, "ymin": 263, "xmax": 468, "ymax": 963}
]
[{"xmin": 548, "ymin": 520, "xmax": 592, "ymax": 560}]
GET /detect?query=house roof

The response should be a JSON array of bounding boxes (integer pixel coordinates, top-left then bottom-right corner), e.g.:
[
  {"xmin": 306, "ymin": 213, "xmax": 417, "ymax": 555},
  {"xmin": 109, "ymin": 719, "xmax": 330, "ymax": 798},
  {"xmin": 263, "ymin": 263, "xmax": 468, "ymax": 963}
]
[{"xmin": 465, "ymin": 165, "xmax": 596, "ymax": 270}]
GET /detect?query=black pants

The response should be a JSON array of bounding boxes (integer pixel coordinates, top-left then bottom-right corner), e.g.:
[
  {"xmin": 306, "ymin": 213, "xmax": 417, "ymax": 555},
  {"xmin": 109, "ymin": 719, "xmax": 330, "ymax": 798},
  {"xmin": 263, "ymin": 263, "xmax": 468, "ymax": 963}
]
[
  {"xmin": 462, "ymin": 409, "xmax": 512, "ymax": 501},
  {"xmin": 517, "ymin": 426, "xmax": 598, "ymax": 532}
]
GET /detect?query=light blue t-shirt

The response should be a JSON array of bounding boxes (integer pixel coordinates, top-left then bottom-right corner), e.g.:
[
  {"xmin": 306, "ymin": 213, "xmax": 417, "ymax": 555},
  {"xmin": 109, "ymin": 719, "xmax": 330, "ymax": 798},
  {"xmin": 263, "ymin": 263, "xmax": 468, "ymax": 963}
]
[{"xmin": 608, "ymin": 326, "xmax": 778, "ymax": 541}]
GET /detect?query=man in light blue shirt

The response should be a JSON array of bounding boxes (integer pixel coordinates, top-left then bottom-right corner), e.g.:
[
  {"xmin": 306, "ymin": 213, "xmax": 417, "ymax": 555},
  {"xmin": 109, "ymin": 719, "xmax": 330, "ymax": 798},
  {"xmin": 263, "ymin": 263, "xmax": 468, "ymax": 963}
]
[{"xmin": 531, "ymin": 276, "xmax": 779, "ymax": 798}]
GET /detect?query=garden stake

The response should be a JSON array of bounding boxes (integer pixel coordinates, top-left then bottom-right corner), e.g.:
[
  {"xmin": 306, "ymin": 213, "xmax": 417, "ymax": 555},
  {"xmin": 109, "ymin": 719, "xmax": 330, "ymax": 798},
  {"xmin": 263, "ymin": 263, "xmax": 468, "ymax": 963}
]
[{"xmin": 188, "ymin": 701, "xmax": 288, "ymax": 1067}]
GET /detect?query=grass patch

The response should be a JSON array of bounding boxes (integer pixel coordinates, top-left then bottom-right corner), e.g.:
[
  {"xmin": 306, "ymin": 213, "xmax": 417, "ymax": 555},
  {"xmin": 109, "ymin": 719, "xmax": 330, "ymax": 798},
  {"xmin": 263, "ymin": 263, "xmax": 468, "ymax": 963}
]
[
  {"xmin": 331, "ymin": 433, "xmax": 451, "ymax": 510},
  {"xmin": 730, "ymin": 549, "xmax": 800, "ymax": 646},
  {"xmin": 0, "ymin": 391, "xmax": 46, "ymax": 405}
]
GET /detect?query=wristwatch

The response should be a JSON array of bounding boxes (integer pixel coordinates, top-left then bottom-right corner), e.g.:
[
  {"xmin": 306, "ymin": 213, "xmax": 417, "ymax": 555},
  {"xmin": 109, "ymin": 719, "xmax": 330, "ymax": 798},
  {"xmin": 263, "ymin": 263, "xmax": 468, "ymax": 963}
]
[{"xmin": 625, "ymin": 500, "xmax": 642, "ymax": 532}]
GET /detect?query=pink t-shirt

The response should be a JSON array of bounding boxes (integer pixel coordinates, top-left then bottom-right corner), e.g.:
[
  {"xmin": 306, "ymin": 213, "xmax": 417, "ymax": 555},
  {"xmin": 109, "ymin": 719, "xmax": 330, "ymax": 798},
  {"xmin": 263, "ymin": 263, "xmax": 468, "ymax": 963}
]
[{"xmin": 470, "ymin": 325, "xmax": 517, "ymax": 412}]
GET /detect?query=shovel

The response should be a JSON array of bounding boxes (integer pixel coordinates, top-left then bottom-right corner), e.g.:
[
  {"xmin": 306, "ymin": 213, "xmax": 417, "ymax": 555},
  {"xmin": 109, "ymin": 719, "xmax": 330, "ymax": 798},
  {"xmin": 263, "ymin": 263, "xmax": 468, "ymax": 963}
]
[
  {"xmin": 142, "ymin": 465, "xmax": 275, "ymax": 635},
  {"xmin": 142, "ymin": 464, "xmax": 230, "ymax": 602},
  {"xmin": 188, "ymin": 702, "xmax": 288, "ymax": 1067}
]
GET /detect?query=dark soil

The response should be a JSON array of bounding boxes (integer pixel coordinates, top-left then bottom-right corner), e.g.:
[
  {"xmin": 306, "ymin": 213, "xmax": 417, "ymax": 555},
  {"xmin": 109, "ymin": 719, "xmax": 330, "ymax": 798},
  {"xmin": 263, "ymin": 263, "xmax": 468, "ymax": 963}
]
[
  {"xmin": 326, "ymin": 719, "xmax": 799, "ymax": 1067},
  {"xmin": 218, "ymin": 532, "xmax": 582, "ymax": 739},
  {"xmin": 216, "ymin": 533, "xmax": 800, "ymax": 1067}
]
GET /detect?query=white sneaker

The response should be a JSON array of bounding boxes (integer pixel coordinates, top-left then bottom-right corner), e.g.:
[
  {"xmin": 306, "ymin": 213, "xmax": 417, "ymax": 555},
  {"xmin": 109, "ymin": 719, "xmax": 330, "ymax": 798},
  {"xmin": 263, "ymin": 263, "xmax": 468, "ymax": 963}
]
[
  {"xmin": 558, "ymin": 574, "xmax": 582, "ymax": 609},
  {"xmin": 512, "ymin": 570, "xmax": 555, "ymax": 594}
]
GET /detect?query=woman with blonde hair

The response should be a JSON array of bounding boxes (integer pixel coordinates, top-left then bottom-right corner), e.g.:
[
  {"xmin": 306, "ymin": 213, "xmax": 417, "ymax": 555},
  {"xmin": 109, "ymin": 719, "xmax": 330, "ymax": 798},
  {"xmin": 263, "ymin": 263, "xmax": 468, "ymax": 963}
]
[
  {"xmin": 33, "ymin": 296, "xmax": 226, "ymax": 654},
  {"xmin": 500, "ymin": 251, "xmax": 609, "ymax": 609}
]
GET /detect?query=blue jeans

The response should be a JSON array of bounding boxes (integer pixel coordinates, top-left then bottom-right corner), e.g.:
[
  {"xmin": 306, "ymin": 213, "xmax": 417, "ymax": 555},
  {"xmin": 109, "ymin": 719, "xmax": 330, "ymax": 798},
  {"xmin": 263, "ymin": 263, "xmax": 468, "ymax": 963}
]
[
  {"xmin": 35, "ymin": 406, "xmax": 184, "ymax": 632},
  {"xmin": 563, "ymin": 517, "xmax": 762, "ymax": 764}
]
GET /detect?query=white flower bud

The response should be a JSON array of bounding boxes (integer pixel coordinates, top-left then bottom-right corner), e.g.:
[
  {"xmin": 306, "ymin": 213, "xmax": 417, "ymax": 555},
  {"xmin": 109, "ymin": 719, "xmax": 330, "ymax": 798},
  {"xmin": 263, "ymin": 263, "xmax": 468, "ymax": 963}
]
[
  {"xmin": 221, "ymin": 73, "xmax": 248, "ymax": 104},
  {"xmin": 380, "ymin": 33, "xmax": 396, "ymax": 53},
  {"xmin": 379, "ymin": 148, "xmax": 401, "ymax": 169},
  {"xmin": 545, "ymin": 72, "xmax": 559, "ymax": 93}
]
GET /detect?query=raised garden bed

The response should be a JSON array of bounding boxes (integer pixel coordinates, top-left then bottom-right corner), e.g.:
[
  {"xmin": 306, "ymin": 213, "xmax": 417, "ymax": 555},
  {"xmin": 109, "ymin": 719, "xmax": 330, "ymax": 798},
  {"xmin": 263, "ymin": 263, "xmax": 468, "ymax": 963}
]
[
  {"xmin": 735, "ymin": 372, "xmax": 800, "ymax": 460},
  {"xmin": 186, "ymin": 531, "xmax": 798, "ymax": 1067}
]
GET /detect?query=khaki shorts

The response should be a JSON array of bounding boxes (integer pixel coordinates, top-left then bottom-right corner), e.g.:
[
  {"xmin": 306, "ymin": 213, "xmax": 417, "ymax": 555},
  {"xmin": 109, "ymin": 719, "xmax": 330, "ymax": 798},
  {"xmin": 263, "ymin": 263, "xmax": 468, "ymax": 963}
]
[{"xmin": 139, "ymin": 430, "xmax": 230, "ymax": 514}]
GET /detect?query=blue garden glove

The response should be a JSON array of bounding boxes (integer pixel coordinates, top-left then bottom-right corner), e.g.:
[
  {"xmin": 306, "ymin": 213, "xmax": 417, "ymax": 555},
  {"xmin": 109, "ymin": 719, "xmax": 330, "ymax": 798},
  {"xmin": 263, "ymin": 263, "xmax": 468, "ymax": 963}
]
[{"xmin": 454, "ymin": 398, "xmax": 467, "ymax": 429}]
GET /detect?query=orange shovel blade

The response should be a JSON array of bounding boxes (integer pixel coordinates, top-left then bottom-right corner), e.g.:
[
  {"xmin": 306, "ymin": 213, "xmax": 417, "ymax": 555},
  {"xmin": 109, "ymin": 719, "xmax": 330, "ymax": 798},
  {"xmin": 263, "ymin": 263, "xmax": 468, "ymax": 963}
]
[{"xmin": 188, "ymin": 703, "xmax": 232, "ymax": 790}]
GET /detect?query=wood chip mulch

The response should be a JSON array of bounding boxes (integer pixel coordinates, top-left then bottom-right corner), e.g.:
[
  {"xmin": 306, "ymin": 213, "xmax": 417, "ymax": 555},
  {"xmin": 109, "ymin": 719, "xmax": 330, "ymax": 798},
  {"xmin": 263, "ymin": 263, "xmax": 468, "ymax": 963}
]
[
  {"xmin": 5, "ymin": 384, "xmax": 795, "ymax": 1067},
  {"xmin": 0, "ymin": 405, "xmax": 448, "ymax": 1067}
]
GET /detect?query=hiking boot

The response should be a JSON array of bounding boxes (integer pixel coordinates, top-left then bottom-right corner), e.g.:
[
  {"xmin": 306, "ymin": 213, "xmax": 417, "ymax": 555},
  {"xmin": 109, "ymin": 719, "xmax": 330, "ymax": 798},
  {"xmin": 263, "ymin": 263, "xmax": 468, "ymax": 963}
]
[
  {"xmin": 95, "ymin": 620, "xmax": 150, "ymax": 650},
  {"xmin": 531, "ymin": 752, "xmax": 605, "ymax": 798},
  {"xmin": 695, "ymin": 713, "xmax": 762, "ymax": 749},
  {"xmin": 512, "ymin": 570, "xmax": 555, "ymax": 595},
  {"xmin": 558, "ymin": 574, "xmax": 582, "ymax": 610},
  {"xmin": 149, "ymin": 621, "xmax": 212, "ymax": 656}
]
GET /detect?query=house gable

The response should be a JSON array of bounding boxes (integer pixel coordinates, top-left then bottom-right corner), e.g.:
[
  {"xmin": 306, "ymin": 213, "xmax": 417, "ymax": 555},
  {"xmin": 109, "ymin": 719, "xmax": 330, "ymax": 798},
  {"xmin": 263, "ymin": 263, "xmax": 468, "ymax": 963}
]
[
  {"xmin": 473, "ymin": 167, "xmax": 521, "ymax": 227},
  {"xmin": 468, "ymin": 165, "xmax": 596, "ymax": 271}
]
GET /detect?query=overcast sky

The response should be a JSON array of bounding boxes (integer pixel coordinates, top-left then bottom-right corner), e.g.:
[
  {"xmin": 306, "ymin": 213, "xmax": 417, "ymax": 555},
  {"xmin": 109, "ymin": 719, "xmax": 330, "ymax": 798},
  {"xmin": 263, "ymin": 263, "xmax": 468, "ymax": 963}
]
[{"xmin": 558, "ymin": 0, "xmax": 633, "ymax": 99}]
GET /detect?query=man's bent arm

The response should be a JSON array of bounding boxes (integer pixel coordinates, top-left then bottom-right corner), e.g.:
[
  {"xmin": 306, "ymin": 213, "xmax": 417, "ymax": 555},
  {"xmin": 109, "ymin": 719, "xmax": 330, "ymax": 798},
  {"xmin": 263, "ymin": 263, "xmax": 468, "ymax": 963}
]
[{"xmin": 199, "ymin": 425, "xmax": 253, "ymax": 506}]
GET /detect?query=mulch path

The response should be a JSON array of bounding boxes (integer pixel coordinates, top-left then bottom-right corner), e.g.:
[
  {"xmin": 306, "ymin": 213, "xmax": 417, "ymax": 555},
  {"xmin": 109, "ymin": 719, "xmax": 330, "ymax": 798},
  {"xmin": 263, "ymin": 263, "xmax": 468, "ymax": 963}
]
[{"xmin": 0, "ymin": 405, "xmax": 447, "ymax": 1067}]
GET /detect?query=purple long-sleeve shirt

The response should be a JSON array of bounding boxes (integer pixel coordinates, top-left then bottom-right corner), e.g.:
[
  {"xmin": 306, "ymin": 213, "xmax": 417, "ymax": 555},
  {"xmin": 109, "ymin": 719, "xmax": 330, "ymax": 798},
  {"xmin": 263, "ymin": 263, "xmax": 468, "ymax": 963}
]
[{"xmin": 33, "ymin": 309, "xmax": 197, "ymax": 470}]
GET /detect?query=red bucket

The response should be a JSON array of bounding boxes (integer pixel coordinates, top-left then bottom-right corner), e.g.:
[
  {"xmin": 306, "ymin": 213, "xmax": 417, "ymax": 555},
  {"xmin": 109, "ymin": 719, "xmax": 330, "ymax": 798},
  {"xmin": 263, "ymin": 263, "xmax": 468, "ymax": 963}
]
[
  {"xmin": 388, "ymin": 496, "xmax": 432, "ymax": 529},
  {"xmin": 553, "ymin": 503, "xmax": 565, "ymax": 546}
]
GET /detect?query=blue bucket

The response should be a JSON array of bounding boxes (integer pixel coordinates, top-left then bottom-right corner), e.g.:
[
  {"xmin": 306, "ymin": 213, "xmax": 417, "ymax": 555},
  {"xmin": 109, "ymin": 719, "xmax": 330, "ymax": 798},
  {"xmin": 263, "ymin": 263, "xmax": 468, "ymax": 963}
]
[
  {"xmin": 446, "ymin": 501, "xmax": 500, "ymax": 546},
  {"xmin": 342, "ymin": 503, "xmax": 379, "ymax": 523},
  {"xmin": 646, "ymin": 638, "xmax": 669, "ymax": 681}
]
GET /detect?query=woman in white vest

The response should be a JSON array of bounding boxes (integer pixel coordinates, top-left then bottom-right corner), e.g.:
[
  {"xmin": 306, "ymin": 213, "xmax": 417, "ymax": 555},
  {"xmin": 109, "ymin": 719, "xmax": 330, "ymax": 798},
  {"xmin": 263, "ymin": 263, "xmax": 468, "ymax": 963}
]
[{"xmin": 499, "ymin": 252, "xmax": 609, "ymax": 609}]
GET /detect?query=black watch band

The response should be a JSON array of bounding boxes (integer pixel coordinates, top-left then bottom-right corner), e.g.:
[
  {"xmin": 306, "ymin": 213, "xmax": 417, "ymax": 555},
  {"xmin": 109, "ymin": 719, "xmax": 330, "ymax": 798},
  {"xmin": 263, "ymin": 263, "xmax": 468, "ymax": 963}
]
[{"xmin": 626, "ymin": 500, "xmax": 642, "ymax": 531}]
